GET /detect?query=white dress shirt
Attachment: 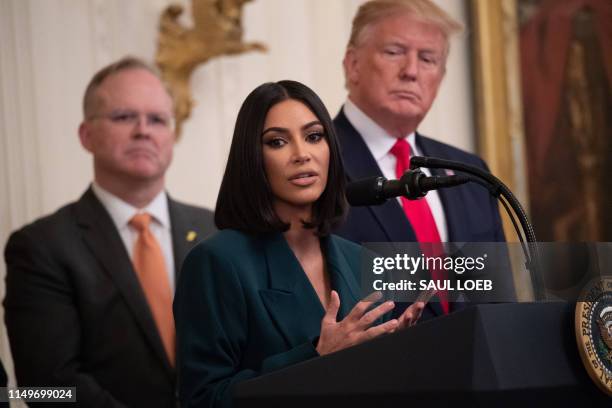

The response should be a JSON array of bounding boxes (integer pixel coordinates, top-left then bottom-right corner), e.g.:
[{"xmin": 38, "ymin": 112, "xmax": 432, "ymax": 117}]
[
  {"xmin": 343, "ymin": 99, "xmax": 449, "ymax": 241},
  {"xmin": 92, "ymin": 183, "xmax": 176, "ymax": 292}
]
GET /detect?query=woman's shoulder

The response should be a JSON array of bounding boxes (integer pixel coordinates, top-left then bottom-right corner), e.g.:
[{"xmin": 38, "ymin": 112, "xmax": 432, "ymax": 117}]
[{"xmin": 181, "ymin": 229, "xmax": 265, "ymax": 285}]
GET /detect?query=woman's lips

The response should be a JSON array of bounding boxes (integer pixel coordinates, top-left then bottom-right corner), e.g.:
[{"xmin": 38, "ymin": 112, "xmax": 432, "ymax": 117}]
[{"xmin": 289, "ymin": 173, "xmax": 319, "ymax": 186}]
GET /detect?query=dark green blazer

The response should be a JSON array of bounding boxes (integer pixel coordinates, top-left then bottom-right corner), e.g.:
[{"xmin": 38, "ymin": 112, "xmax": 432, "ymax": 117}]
[{"xmin": 174, "ymin": 229, "xmax": 364, "ymax": 408}]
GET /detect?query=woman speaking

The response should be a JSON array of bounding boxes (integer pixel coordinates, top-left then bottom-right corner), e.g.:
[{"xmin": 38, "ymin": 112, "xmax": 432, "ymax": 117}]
[{"xmin": 174, "ymin": 80, "xmax": 423, "ymax": 407}]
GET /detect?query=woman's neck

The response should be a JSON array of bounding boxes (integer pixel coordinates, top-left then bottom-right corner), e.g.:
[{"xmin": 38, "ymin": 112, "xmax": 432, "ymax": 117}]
[
  {"xmin": 283, "ymin": 223, "xmax": 319, "ymax": 254},
  {"xmin": 274, "ymin": 201, "xmax": 321, "ymax": 255}
]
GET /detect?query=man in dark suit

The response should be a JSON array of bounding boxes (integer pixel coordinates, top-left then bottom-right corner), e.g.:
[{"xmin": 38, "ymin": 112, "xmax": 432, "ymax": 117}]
[
  {"xmin": 335, "ymin": 0, "xmax": 514, "ymax": 318},
  {"xmin": 4, "ymin": 57, "xmax": 215, "ymax": 407}
]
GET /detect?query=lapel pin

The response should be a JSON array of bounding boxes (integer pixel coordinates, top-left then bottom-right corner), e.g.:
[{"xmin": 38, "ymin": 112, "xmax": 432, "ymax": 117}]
[{"xmin": 186, "ymin": 231, "xmax": 197, "ymax": 242}]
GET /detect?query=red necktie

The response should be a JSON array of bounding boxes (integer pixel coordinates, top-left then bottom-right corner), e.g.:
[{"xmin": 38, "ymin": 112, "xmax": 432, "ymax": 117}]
[
  {"xmin": 130, "ymin": 213, "xmax": 175, "ymax": 365},
  {"xmin": 390, "ymin": 138, "xmax": 449, "ymax": 314}
]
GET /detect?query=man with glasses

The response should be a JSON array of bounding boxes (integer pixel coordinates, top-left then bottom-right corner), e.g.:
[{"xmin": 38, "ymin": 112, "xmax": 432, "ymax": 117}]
[{"xmin": 4, "ymin": 56, "xmax": 215, "ymax": 407}]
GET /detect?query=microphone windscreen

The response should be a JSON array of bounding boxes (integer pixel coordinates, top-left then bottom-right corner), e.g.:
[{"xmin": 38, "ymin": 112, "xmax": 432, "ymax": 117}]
[{"xmin": 346, "ymin": 177, "xmax": 386, "ymax": 206}]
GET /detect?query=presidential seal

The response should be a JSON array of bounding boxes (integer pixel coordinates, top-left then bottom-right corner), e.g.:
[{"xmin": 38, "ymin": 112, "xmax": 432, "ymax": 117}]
[{"xmin": 575, "ymin": 277, "xmax": 612, "ymax": 396}]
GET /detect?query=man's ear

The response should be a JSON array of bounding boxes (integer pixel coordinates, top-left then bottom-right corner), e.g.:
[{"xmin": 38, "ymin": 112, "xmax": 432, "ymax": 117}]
[
  {"xmin": 78, "ymin": 121, "xmax": 93, "ymax": 153},
  {"xmin": 343, "ymin": 47, "xmax": 360, "ymax": 86}
]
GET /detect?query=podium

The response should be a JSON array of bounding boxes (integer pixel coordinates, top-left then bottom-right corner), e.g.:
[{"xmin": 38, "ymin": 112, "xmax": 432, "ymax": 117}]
[{"xmin": 234, "ymin": 303, "xmax": 608, "ymax": 407}]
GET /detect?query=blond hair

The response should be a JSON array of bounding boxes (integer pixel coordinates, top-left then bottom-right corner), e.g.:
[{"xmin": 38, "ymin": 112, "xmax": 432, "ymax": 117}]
[
  {"xmin": 348, "ymin": 0, "xmax": 463, "ymax": 56},
  {"xmin": 82, "ymin": 56, "xmax": 164, "ymax": 118}
]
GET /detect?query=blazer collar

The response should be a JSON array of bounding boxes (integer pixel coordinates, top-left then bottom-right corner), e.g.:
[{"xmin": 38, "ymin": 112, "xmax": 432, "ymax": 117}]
[
  {"xmin": 259, "ymin": 233, "xmax": 361, "ymax": 347},
  {"xmin": 74, "ymin": 187, "xmax": 175, "ymax": 377},
  {"xmin": 323, "ymin": 235, "xmax": 361, "ymax": 310}
]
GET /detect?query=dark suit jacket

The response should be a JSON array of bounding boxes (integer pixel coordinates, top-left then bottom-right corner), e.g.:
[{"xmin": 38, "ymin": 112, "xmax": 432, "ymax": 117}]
[
  {"xmin": 0, "ymin": 359, "xmax": 7, "ymax": 408},
  {"xmin": 333, "ymin": 110, "xmax": 513, "ymax": 318},
  {"xmin": 0, "ymin": 359, "xmax": 6, "ymax": 387},
  {"xmin": 3, "ymin": 187, "xmax": 215, "ymax": 408},
  {"xmin": 175, "ymin": 230, "xmax": 366, "ymax": 408}
]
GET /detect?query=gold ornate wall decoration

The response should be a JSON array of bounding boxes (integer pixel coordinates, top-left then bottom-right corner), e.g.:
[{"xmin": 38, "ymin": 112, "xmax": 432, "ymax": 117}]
[
  {"xmin": 471, "ymin": 0, "xmax": 532, "ymax": 300},
  {"xmin": 471, "ymin": 0, "xmax": 528, "ymax": 213},
  {"xmin": 156, "ymin": 0, "xmax": 267, "ymax": 139}
]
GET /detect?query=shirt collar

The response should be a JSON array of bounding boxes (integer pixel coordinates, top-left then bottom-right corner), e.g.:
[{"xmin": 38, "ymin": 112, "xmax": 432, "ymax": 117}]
[
  {"xmin": 91, "ymin": 182, "xmax": 169, "ymax": 230},
  {"xmin": 343, "ymin": 98, "xmax": 416, "ymax": 158}
]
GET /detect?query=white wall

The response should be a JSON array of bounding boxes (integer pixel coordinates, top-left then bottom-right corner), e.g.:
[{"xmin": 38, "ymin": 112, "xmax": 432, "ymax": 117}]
[
  {"xmin": 0, "ymin": 0, "xmax": 472, "ymax": 398},
  {"xmin": 169, "ymin": 0, "xmax": 474, "ymax": 209}
]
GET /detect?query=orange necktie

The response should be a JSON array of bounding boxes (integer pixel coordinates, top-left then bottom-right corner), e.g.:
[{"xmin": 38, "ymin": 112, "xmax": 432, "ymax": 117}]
[{"xmin": 130, "ymin": 213, "xmax": 175, "ymax": 365}]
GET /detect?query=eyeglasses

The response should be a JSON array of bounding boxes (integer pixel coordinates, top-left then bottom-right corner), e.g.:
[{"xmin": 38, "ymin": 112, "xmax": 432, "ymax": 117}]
[{"xmin": 89, "ymin": 109, "xmax": 175, "ymax": 131}]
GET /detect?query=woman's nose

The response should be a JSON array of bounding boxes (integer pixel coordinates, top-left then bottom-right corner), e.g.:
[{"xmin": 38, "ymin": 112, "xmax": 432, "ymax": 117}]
[{"xmin": 291, "ymin": 140, "xmax": 311, "ymax": 164}]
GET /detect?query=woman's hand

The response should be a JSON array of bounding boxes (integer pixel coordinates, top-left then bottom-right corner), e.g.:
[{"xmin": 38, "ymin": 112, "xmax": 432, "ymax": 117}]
[
  {"xmin": 395, "ymin": 287, "xmax": 434, "ymax": 330},
  {"xmin": 397, "ymin": 301, "xmax": 425, "ymax": 330},
  {"xmin": 316, "ymin": 291, "xmax": 398, "ymax": 356}
]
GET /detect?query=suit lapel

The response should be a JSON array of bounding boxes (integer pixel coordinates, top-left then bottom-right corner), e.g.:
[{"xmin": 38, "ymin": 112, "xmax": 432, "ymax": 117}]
[
  {"xmin": 323, "ymin": 236, "xmax": 361, "ymax": 319},
  {"xmin": 74, "ymin": 188, "xmax": 174, "ymax": 376},
  {"xmin": 335, "ymin": 110, "xmax": 417, "ymax": 243},
  {"xmin": 259, "ymin": 234, "xmax": 326, "ymax": 348},
  {"xmin": 168, "ymin": 197, "xmax": 202, "ymax": 279}
]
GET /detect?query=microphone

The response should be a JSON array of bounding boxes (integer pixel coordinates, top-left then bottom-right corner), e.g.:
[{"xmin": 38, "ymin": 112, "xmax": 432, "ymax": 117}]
[{"xmin": 346, "ymin": 169, "xmax": 470, "ymax": 206}]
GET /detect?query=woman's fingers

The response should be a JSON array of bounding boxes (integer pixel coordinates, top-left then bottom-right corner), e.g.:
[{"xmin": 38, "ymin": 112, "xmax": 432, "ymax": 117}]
[
  {"xmin": 345, "ymin": 291, "xmax": 382, "ymax": 322},
  {"xmin": 399, "ymin": 301, "xmax": 425, "ymax": 328},
  {"xmin": 363, "ymin": 318, "xmax": 399, "ymax": 340},
  {"xmin": 358, "ymin": 300, "xmax": 395, "ymax": 328},
  {"xmin": 318, "ymin": 292, "xmax": 422, "ymax": 356},
  {"xmin": 323, "ymin": 290, "xmax": 341, "ymax": 324}
]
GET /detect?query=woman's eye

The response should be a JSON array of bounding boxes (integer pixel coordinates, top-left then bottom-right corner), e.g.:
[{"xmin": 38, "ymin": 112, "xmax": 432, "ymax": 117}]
[
  {"xmin": 265, "ymin": 138, "xmax": 287, "ymax": 148},
  {"xmin": 306, "ymin": 132, "xmax": 325, "ymax": 143}
]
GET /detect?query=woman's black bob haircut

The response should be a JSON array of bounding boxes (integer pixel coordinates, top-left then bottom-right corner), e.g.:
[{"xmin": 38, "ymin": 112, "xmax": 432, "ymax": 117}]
[{"xmin": 215, "ymin": 80, "xmax": 347, "ymax": 236}]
